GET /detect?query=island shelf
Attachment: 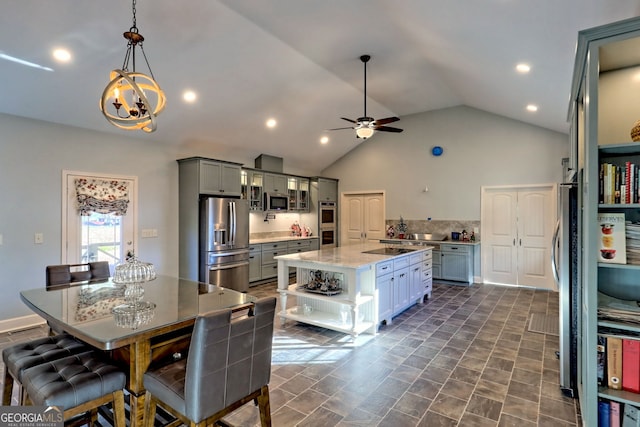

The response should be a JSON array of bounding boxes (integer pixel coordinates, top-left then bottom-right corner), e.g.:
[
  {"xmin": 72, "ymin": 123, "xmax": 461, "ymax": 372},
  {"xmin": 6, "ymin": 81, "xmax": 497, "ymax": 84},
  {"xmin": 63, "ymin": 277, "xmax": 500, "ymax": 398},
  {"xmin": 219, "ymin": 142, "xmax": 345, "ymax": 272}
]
[{"xmin": 275, "ymin": 243, "xmax": 431, "ymax": 336}]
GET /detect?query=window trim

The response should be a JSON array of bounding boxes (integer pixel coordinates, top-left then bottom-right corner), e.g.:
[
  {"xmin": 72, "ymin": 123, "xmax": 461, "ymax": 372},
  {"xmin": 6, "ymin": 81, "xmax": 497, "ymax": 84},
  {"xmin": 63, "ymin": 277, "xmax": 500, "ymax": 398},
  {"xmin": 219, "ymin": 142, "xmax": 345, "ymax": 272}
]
[{"xmin": 61, "ymin": 170, "xmax": 138, "ymax": 264}]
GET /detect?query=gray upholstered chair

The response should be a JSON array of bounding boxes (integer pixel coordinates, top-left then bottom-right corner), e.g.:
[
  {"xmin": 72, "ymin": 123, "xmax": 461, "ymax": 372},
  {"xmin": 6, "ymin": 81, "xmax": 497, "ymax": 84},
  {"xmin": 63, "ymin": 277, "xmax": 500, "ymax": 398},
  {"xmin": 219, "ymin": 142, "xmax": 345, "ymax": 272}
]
[
  {"xmin": 46, "ymin": 261, "xmax": 111, "ymax": 290},
  {"xmin": 21, "ymin": 351, "xmax": 126, "ymax": 427},
  {"xmin": 143, "ymin": 297, "xmax": 277, "ymax": 427},
  {"xmin": 2, "ymin": 335, "xmax": 91, "ymax": 406}
]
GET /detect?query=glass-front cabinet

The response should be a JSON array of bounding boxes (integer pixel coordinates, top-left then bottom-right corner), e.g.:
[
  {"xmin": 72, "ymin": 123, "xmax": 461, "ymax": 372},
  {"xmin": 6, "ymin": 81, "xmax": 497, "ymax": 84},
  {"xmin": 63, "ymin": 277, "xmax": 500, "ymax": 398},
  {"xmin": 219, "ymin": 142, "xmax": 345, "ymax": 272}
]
[
  {"xmin": 241, "ymin": 169, "xmax": 264, "ymax": 211},
  {"xmin": 570, "ymin": 17, "xmax": 640, "ymax": 425},
  {"xmin": 287, "ymin": 177, "xmax": 309, "ymax": 212}
]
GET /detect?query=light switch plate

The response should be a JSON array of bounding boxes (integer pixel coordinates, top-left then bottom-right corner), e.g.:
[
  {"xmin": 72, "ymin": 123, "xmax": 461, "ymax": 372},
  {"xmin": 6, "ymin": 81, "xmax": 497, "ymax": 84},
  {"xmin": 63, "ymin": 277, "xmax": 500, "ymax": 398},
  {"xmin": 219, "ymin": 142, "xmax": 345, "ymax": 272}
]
[
  {"xmin": 34, "ymin": 233, "xmax": 44, "ymax": 244},
  {"xmin": 0, "ymin": 234, "xmax": 3, "ymax": 245}
]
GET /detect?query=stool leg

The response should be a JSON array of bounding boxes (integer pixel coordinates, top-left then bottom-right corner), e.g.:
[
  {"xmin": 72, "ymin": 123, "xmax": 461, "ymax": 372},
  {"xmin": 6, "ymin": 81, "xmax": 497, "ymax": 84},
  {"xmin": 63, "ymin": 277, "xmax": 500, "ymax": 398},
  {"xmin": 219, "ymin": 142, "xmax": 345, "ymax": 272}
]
[
  {"xmin": 143, "ymin": 391, "xmax": 156, "ymax": 427},
  {"xmin": 2, "ymin": 366, "xmax": 14, "ymax": 406},
  {"xmin": 112, "ymin": 390, "xmax": 126, "ymax": 427},
  {"xmin": 256, "ymin": 385, "xmax": 271, "ymax": 427}
]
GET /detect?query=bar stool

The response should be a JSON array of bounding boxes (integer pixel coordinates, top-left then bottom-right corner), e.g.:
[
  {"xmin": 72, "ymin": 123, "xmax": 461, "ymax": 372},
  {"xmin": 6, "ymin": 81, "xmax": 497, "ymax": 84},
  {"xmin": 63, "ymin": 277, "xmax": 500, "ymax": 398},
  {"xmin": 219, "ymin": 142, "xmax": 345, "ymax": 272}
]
[
  {"xmin": 2, "ymin": 334, "xmax": 90, "ymax": 405},
  {"xmin": 21, "ymin": 351, "xmax": 126, "ymax": 427}
]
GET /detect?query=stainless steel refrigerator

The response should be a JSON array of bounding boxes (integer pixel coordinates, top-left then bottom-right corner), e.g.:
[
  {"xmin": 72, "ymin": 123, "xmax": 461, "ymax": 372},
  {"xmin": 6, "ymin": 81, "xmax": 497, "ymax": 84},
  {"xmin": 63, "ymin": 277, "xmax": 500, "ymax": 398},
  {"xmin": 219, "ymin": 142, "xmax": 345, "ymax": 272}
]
[
  {"xmin": 552, "ymin": 181, "xmax": 580, "ymax": 398},
  {"xmin": 200, "ymin": 197, "xmax": 249, "ymax": 292}
]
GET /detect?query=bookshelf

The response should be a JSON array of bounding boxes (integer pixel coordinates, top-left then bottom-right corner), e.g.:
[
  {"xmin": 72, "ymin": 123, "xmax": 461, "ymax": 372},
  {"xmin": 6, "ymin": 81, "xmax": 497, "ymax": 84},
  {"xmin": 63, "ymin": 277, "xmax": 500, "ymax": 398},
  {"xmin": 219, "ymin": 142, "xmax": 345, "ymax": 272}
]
[{"xmin": 569, "ymin": 17, "xmax": 640, "ymax": 425}]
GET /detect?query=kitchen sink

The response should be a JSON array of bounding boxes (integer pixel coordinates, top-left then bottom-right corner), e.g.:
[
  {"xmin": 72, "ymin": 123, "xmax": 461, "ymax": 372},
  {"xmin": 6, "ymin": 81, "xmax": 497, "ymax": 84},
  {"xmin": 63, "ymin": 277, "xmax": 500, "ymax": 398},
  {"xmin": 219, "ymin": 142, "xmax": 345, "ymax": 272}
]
[
  {"xmin": 362, "ymin": 247, "xmax": 419, "ymax": 255},
  {"xmin": 406, "ymin": 233, "xmax": 448, "ymax": 241}
]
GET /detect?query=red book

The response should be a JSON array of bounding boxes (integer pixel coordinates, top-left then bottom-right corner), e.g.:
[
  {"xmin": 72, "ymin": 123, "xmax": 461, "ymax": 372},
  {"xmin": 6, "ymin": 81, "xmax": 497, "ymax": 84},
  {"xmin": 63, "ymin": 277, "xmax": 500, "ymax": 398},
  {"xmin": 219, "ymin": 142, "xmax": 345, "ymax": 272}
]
[{"xmin": 622, "ymin": 338, "xmax": 640, "ymax": 393}]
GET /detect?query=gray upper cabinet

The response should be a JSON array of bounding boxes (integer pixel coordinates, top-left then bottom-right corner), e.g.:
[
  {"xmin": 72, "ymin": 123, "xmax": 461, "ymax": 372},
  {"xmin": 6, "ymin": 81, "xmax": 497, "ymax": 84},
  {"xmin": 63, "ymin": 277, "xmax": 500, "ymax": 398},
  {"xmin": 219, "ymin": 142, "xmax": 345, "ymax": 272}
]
[
  {"xmin": 199, "ymin": 160, "xmax": 241, "ymax": 196},
  {"xmin": 317, "ymin": 177, "xmax": 338, "ymax": 202},
  {"xmin": 264, "ymin": 173, "xmax": 287, "ymax": 194},
  {"xmin": 179, "ymin": 157, "xmax": 242, "ymax": 197}
]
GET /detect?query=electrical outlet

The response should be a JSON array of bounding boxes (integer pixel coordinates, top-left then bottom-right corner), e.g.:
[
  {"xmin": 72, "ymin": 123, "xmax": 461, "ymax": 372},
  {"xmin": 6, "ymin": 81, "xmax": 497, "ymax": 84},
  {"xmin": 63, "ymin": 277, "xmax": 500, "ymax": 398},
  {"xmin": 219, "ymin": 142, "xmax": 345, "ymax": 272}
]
[
  {"xmin": 34, "ymin": 233, "xmax": 44, "ymax": 244},
  {"xmin": 473, "ymin": 227, "xmax": 479, "ymax": 234},
  {"xmin": 0, "ymin": 233, "xmax": 3, "ymax": 245},
  {"xmin": 141, "ymin": 229, "xmax": 159, "ymax": 238}
]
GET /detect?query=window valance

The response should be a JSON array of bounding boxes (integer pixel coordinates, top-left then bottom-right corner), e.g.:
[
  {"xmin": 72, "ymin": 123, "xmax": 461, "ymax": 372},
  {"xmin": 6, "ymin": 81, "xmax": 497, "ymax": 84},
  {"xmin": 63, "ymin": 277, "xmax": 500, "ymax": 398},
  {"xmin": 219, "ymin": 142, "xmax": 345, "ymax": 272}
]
[{"xmin": 74, "ymin": 178, "xmax": 130, "ymax": 216}]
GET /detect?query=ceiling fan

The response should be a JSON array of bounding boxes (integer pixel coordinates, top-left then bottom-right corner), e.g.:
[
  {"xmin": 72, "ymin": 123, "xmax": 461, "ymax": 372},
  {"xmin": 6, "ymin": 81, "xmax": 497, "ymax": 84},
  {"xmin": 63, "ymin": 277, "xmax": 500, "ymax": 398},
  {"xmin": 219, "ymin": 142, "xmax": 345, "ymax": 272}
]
[{"xmin": 329, "ymin": 54, "xmax": 403, "ymax": 139}]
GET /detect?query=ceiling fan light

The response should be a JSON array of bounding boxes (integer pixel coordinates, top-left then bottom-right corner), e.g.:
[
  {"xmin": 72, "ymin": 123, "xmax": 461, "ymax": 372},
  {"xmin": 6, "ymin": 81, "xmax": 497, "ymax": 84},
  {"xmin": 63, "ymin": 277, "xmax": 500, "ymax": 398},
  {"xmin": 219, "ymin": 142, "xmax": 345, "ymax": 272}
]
[{"xmin": 356, "ymin": 127, "xmax": 375, "ymax": 139}]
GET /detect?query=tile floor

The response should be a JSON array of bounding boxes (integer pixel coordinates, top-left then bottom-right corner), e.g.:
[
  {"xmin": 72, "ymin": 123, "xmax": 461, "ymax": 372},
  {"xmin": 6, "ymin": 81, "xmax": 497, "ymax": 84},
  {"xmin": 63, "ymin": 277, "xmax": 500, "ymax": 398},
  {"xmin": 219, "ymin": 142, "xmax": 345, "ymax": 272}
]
[{"xmin": 1, "ymin": 281, "xmax": 581, "ymax": 426}]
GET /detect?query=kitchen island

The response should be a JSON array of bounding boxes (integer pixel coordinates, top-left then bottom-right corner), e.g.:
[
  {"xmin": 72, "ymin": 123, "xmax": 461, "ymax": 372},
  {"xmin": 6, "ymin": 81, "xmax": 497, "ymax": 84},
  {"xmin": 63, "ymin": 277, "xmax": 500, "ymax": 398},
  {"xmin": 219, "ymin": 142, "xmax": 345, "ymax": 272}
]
[{"xmin": 275, "ymin": 243, "xmax": 432, "ymax": 336}]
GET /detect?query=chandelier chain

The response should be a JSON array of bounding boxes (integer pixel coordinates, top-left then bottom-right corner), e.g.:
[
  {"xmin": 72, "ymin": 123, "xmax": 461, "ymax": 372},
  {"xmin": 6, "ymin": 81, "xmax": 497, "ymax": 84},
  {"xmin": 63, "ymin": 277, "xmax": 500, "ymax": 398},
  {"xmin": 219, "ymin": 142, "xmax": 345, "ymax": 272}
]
[{"xmin": 131, "ymin": 0, "xmax": 137, "ymax": 30}]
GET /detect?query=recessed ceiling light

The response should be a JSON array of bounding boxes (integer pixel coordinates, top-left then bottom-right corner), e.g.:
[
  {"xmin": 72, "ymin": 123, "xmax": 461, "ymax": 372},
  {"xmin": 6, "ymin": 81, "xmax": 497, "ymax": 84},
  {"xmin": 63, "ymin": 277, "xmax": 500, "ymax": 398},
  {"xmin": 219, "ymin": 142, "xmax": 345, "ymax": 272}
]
[
  {"xmin": 266, "ymin": 118, "xmax": 277, "ymax": 128},
  {"xmin": 320, "ymin": 136, "xmax": 329, "ymax": 144},
  {"xmin": 516, "ymin": 63, "xmax": 531, "ymax": 73},
  {"xmin": 52, "ymin": 48, "xmax": 71, "ymax": 63},
  {"xmin": 182, "ymin": 90, "xmax": 197, "ymax": 103},
  {"xmin": 526, "ymin": 104, "xmax": 538, "ymax": 112}
]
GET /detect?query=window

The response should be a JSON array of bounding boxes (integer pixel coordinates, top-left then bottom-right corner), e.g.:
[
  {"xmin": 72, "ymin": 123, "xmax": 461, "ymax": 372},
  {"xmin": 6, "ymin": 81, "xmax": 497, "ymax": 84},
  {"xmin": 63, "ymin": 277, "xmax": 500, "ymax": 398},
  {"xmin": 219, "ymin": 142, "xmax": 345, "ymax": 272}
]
[{"xmin": 62, "ymin": 171, "xmax": 137, "ymax": 269}]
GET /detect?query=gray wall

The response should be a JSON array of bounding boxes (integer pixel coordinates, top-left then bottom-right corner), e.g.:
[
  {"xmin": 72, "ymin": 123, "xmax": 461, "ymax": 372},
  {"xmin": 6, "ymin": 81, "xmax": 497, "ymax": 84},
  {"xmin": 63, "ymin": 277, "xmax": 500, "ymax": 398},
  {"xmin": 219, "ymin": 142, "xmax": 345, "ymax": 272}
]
[
  {"xmin": 0, "ymin": 113, "xmax": 181, "ymax": 320},
  {"xmin": 323, "ymin": 106, "xmax": 569, "ymax": 221},
  {"xmin": 0, "ymin": 105, "xmax": 568, "ymax": 323}
]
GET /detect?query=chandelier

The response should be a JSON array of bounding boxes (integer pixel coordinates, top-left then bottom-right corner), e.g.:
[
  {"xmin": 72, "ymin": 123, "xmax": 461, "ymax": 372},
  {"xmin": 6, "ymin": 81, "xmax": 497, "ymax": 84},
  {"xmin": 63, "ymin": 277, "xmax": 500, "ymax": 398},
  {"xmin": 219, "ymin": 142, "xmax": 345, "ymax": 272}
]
[{"xmin": 99, "ymin": 0, "xmax": 166, "ymax": 133}]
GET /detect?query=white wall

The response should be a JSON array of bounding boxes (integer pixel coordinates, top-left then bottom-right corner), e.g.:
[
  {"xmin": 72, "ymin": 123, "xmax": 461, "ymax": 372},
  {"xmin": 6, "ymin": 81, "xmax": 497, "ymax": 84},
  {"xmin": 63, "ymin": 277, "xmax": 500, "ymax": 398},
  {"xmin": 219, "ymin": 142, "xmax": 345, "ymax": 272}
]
[
  {"xmin": 323, "ymin": 106, "xmax": 569, "ymax": 220},
  {"xmin": 0, "ymin": 113, "xmax": 181, "ymax": 320}
]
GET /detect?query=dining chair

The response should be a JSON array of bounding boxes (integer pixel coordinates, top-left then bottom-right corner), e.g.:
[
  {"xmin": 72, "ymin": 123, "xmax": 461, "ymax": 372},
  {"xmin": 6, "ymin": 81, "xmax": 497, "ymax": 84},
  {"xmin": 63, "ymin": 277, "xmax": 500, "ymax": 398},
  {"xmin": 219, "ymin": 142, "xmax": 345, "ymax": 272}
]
[
  {"xmin": 1, "ymin": 335, "xmax": 90, "ymax": 405},
  {"xmin": 21, "ymin": 351, "xmax": 126, "ymax": 427},
  {"xmin": 45, "ymin": 262, "xmax": 112, "ymax": 335},
  {"xmin": 143, "ymin": 296, "xmax": 277, "ymax": 427},
  {"xmin": 46, "ymin": 262, "xmax": 111, "ymax": 290}
]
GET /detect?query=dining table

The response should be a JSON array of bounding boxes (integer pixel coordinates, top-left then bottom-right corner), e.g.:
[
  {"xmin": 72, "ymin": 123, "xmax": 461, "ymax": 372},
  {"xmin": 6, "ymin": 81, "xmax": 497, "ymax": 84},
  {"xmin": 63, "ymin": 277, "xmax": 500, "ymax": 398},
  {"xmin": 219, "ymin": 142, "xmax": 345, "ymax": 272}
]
[{"xmin": 20, "ymin": 275, "xmax": 256, "ymax": 427}]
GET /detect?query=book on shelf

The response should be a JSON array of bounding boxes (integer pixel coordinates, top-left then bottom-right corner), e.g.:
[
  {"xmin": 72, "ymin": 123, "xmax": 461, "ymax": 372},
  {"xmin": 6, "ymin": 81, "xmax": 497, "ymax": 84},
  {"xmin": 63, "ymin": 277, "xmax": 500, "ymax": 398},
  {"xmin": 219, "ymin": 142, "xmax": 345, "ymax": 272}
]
[
  {"xmin": 623, "ymin": 339, "xmax": 640, "ymax": 393},
  {"xmin": 598, "ymin": 213, "xmax": 627, "ymax": 264},
  {"xmin": 612, "ymin": 401, "xmax": 622, "ymax": 427},
  {"xmin": 608, "ymin": 336, "xmax": 623, "ymax": 390},
  {"xmin": 626, "ymin": 222, "xmax": 640, "ymax": 265},
  {"xmin": 624, "ymin": 404, "xmax": 640, "ymax": 427},
  {"xmin": 599, "ymin": 335, "xmax": 608, "ymax": 386},
  {"xmin": 601, "ymin": 400, "xmax": 611, "ymax": 427},
  {"xmin": 600, "ymin": 161, "xmax": 640, "ymax": 205}
]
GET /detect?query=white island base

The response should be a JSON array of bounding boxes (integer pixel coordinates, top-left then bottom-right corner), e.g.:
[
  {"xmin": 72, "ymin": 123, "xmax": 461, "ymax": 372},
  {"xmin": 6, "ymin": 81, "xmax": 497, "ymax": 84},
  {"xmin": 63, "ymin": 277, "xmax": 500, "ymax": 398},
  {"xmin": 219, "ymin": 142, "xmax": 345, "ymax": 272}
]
[{"xmin": 275, "ymin": 243, "xmax": 432, "ymax": 337}]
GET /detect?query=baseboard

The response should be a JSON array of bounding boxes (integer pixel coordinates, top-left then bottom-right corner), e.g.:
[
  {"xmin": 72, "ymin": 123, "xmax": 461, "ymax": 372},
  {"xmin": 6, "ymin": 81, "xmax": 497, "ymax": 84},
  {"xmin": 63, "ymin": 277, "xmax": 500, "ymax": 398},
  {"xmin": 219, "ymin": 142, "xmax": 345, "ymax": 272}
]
[{"xmin": 0, "ymin": 314, "xmax": 46, "ymax": 334}]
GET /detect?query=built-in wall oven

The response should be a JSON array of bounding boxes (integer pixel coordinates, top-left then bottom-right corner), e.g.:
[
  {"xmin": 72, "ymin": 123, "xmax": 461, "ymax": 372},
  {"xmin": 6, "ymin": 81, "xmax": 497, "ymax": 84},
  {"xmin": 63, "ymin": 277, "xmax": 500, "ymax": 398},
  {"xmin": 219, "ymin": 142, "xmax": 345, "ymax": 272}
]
[{"xmin": 319, "ymin": 201, "xmax": 337, "ymax": 248}]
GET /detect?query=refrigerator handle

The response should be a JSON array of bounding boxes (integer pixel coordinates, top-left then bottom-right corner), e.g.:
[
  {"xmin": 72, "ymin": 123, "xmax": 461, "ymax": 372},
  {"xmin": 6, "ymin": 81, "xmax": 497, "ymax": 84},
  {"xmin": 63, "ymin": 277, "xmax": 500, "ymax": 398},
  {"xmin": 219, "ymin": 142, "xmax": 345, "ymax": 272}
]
[
  {"xmin": 551, "ymin": 218, "xmax": 560, "ymax": 283},
  {"xmin": 229, "ymin": 202, "xmax": 236, "ymax": 245}
]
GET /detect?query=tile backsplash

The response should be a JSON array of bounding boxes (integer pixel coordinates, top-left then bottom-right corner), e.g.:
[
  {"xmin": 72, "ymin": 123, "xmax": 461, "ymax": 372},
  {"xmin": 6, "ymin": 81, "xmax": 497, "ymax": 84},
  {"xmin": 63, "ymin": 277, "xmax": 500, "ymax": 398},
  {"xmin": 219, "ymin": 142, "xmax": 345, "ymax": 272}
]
[{"xmin": 385, "ymin": 219, "xmax": 480, "ymax": 240}]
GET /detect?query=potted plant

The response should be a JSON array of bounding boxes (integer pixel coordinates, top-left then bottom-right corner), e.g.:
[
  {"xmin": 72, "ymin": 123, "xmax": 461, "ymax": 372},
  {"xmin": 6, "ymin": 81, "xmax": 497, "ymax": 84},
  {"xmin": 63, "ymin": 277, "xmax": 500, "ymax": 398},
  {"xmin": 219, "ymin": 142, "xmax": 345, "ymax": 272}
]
[{"xmin": 397, "ymin": 216, "xmax": 408, "ymax": 239}]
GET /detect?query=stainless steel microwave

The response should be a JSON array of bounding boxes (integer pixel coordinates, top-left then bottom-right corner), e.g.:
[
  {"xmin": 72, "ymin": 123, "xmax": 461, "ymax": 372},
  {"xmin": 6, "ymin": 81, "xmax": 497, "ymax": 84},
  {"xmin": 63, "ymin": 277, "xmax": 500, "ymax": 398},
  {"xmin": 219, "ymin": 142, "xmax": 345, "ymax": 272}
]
[{"xmin": 264, "ymin": 192, "xmax": 289, "ymax": 211}]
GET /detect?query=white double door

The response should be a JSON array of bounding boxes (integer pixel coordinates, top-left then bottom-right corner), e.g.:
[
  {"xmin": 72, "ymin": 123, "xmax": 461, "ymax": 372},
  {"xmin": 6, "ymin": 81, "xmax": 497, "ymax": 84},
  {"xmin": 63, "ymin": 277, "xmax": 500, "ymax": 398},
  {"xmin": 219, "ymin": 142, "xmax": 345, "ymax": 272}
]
[
  {"xmin": 341, "ymin": 192, "xmax": 386, "ymax": 245},
  {"xmin": 481, "ymin": 184, "xmax": 557, "ymax": 290}
]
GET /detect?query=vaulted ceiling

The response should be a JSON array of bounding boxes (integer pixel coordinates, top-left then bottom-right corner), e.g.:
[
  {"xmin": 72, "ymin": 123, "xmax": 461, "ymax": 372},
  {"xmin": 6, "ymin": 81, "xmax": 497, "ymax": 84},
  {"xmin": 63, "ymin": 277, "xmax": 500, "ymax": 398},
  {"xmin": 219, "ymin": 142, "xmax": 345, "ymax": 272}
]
[{"xmin": 1, "ymin": 1, "xmax": 639, "ymax": 173}]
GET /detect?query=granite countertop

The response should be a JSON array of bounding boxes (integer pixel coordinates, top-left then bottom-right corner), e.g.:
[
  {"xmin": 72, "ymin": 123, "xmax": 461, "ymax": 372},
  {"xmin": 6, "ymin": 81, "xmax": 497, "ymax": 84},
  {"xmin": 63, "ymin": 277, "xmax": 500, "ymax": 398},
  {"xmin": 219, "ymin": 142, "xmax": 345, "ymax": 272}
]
[
  {"xmin": 250, "ymin": 235, "xmax": 320, "ymax": 244},
  {"xmin": 380, "ymin": 238, "xmax": 480, "ymax": 246},
  {"xmin": 274, "ymin": 242, "xmax": 432, "ymax": 269}
]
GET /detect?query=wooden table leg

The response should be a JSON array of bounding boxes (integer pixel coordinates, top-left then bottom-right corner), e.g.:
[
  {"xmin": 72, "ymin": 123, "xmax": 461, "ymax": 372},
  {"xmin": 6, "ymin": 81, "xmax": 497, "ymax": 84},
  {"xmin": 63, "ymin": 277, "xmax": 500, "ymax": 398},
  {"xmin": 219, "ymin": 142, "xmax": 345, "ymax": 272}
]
[{"xmin": 112, "ymin": 340, "xmax": 151, "ymax": 427}]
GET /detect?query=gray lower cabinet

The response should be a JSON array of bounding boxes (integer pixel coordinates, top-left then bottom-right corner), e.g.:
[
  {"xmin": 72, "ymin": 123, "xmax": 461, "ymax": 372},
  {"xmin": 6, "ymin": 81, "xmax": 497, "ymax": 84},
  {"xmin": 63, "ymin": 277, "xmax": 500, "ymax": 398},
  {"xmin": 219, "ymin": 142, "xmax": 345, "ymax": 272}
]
[
  {"xmin": 376, "ymin": 261, "xmax": 394, "ymax": 324},
  {"xmin": 249, "ymin": 244, "xmax": 262, "ymax": 283},
  {"xmin": 440, "ymin": 243, "xmax": 473, "ymax": 284},
  {"xmin": 261, "ymin": 242, "xmax": 288, "ymax": 280},
  {"xmin": 251, "ymin": 238, "xmax": 320, "ymax": 282},
  {"xmin": 422, "ymin": 250, "xmax": 433, "ymax": 299},
  {"xmin": 409, "ymin": 252, "xmax": 424, "ymax": 304},
  {"xmin": 377, "ymin": 250, "xmax": 432, "ymax": 325},
  {"xmin": 432, "ymin": 249, "xmax": 441, "ymax": 279}
]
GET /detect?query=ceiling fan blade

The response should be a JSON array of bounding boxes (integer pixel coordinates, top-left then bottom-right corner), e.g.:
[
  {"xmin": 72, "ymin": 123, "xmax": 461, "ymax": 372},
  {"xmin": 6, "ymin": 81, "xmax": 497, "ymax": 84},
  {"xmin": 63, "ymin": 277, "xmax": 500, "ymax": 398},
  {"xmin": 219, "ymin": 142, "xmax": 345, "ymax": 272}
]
[
  {"xmin": 375, "ymin": 117, "xmax": 400, "ymax": 125},
  {"xmin": 375, "ymin": 126, "xmax": 403, "ymax": 133},
  {"xmin": 327, "ymin": 126, "xmax": 355, "ymax": 131},
  {"xmin": 341, "ymin": 117, "xmax": 357, "ymax": 124}
]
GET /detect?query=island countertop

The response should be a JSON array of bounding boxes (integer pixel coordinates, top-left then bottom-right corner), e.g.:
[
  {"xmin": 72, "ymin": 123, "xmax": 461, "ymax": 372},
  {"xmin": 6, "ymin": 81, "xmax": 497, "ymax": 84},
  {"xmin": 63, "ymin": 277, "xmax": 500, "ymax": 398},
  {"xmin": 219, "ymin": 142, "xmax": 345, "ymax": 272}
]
[{"xmin": 274, "ymin": 242, "xmax": 432, "ymax": 269}]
